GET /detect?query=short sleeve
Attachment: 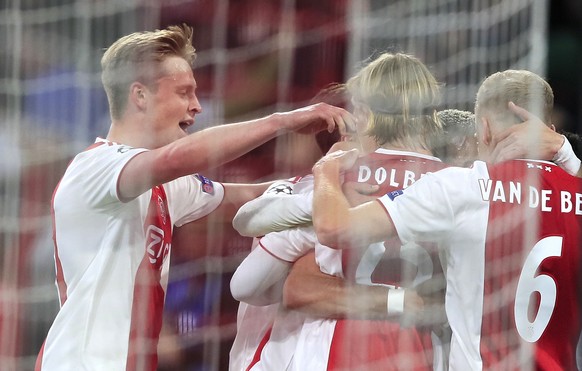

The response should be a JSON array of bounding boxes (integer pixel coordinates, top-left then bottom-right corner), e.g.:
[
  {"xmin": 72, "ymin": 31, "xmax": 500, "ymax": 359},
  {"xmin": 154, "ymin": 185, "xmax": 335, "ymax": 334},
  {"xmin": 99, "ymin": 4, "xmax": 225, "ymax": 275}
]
[
  {"xmin": 165, "ymin": 173, "xmax": 225, "ymax": 227},
  {"xmin": 67, "ymin": 143, "xmax": 148, "ymax": 209},
  {"xmin": 378, "ymin": 163, "xmax": 489, "ymax": 244}
]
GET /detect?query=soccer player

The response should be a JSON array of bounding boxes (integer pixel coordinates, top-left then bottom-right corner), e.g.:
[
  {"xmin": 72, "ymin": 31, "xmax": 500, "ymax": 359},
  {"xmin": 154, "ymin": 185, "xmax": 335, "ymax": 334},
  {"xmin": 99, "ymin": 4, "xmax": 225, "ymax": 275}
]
[
  {"xmin": 231, "ymin": 52, "xmax": 450, "ymax": 370},
  {"xmin": 433, "ymin": 109, "xmax": 478, "ymax": 166},
  {"xmin": 35, "ymin": 24, "xmax": 354, "ymax": 371},
  {"xmin": 311, "ymin": 69, "xmax": 582, "ymax": 370}
]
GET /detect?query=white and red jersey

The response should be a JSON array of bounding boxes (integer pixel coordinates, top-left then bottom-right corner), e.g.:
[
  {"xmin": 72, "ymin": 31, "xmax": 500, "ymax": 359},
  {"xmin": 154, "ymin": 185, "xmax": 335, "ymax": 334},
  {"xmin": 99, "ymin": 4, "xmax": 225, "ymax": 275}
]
[
  {"xmin": 327, "ymin": 149, "xmax": 447, "ymax": 371},
  {"xmin": 380, "ymin": 159, "xmax": 582, "ymax": 370},
  {"xmin": 292, "ymin": 149, "xmax": 448, "ymax": 370},
  {"xmin": 36, "ymin": 138, "xmax": 224, "ymax": 371}
]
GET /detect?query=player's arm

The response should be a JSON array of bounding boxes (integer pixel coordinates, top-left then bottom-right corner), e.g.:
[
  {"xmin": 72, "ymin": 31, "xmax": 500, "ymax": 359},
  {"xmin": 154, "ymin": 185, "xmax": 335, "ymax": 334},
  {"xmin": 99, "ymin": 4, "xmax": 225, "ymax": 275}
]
[
  {"xmin": 282, "ymin": 252, "xmax": 421, "ymax": 320},
  {"xmin": 118, "ymin": 103, "xmax": 355, "ymax": 201},
  {"xmin": 491, "ymin": 102, "xmax": 581, "ymax": 176},
  {"xmin": 230, "ymin": 226, "xmax": 316, "ymax": 306},
  {"xmin": 233, "ymin": 180, "xmax": 378, "ymax": 238},
  {"xmin": 230, "ymin": 245, "xmax": 292, "ymax": 306},
  {"xmin": 171, "ymin": 182, "xmax": 271, "ymax": 260},
  {"xmin": 312, "ymin": 149, "xmax": 397, "ymax": 249},
  {"xmin": 232, "ymin": 179, "xmax": 313, "ymax": 237}
]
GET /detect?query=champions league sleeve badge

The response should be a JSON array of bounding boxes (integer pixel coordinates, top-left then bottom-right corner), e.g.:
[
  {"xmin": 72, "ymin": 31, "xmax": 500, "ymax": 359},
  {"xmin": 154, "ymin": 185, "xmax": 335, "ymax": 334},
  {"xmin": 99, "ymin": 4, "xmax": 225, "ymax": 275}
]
[
  {"xmin": 387, "ymin": 189, "xmax": 404, "ymax": 200},
  {"xmin": 194, "ymin": 174, "xmax": 215, "ymax": 195}
]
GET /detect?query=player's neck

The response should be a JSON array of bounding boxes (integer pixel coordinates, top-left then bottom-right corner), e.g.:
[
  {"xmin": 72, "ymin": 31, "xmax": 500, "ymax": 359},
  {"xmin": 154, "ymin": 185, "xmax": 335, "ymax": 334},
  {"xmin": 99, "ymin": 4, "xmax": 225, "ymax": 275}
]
[{"xmin": 379, "ymin": 141, "xmax": 433, "ymax": 156}]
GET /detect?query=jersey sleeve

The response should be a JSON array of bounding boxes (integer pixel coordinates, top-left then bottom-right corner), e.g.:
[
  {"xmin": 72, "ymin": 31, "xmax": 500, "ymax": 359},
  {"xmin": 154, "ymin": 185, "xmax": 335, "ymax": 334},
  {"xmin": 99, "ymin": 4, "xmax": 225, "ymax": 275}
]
[
  {"xmin": 378, "ymin": 162, "xmax": 489, "ymax": 245},
  {"xmin": 72, "ymin": 144, "xmax": 148, "ymax": 210},
  {"xmin": 165, "ymin": 173, "xmax": 225, "ymax": 227},
  {"xmin": 233, "ymin": 180, "xmax": 313, "ymax": 237},
  {"xmin": 258, "ymin": 226, "xmax": 317, "ymax": 263},
  {"xmin": 230, "ymin": 226, "xmax": 316, "ymax": 305}
]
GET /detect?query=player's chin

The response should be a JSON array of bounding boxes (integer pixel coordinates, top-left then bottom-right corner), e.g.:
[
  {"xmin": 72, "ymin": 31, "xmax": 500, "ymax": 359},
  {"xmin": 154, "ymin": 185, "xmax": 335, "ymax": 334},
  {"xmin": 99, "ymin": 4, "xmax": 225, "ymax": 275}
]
[{"xmin": 177, "ymin": 128, "xmax": 190, "ymax": 139}]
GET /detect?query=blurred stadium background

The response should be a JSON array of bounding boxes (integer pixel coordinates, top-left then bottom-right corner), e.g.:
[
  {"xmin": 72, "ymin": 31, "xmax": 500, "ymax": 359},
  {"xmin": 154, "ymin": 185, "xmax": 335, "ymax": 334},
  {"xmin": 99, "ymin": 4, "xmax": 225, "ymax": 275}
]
[{"xmin": 0, "ymin": 0, "xmax": 580, "ymax": 370}]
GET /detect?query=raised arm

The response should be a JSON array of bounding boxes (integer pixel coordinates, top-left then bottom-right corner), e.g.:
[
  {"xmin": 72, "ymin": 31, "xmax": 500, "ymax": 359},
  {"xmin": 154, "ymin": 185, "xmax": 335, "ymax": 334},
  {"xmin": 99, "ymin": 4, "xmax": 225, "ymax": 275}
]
[
  {"xmin": 311, "ymin": 149, "xmax": 396, "ymax": 249},
  {"xmin": 119, "ymin": 103, "xmax": 355, "ymax": 200},
  {"xmin": 491, "ymin": 102, "xmax": 581, "ymax": 176}
]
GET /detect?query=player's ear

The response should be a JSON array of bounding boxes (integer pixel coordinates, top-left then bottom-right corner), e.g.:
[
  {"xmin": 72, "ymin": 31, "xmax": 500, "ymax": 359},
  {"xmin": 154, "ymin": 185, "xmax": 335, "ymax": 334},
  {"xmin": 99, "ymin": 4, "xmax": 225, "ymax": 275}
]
[
  {"xmin": 479, "ymin": 116, "xmax": 492, "ymax": 146},
  {"xmin": 129, "ymin": 82, "xmax": 147, "ymax": 111},
  {"xmin": 550, "ymin": 124, "xmax": 556, "ymax": 132}
]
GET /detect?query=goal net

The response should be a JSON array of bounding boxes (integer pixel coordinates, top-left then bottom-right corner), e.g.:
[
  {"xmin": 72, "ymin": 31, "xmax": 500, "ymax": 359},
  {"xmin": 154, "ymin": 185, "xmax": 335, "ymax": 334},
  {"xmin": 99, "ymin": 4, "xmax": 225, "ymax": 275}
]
[{"xmin": 0, "ymin": 0, "xmax": 551, "ymax": 370}]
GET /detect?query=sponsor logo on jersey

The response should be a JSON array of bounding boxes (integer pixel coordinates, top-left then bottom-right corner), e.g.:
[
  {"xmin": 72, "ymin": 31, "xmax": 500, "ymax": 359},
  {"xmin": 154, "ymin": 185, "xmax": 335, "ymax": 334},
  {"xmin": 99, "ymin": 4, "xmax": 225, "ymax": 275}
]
[
  {"xmin": 156, "ymin": 193, "xmax": 167, "ymax": 225},
  {"xmin": 194, "ymin": 174, "xmax": 215, "ymax": 194},
  {"xmin": 145, "ymin": 224, "xmax": 170, "ymax": 268},
  {"xmin": 387, "ymin": 189, "xmax": 404, "ymax": 200},
  {"xmin": 117, "ymin": 146, "xmax": 131, "ymax": 153}
]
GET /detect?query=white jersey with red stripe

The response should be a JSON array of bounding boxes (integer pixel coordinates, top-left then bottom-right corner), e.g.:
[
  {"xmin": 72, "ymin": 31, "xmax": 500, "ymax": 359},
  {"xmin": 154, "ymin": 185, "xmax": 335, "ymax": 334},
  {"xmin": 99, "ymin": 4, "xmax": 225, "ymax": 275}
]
[
  {"xmin": 293, "ymin": 149, "xmax": 447, "ymax": 371},
  {"xmin": 37, "ymin": 138, "xmax": 224, "ymax": 371},
  {"xmin": 379, "ymin": 159, "xmax": 582, "ymax": 370},
  {"xmin": 239, "ymin": 227, "xmax": 316, "ymax": 371}
]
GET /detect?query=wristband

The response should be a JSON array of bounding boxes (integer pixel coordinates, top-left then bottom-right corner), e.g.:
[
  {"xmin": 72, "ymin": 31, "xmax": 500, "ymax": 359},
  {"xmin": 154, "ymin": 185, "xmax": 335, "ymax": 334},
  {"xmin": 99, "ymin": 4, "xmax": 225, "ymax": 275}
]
[
  {"xmin": 552, "ymin": 135, "xmax": 581, "ymax": 176},
  {"xmin": 387, "ymin": 288, "xmax": 405, "ymax": 315}
]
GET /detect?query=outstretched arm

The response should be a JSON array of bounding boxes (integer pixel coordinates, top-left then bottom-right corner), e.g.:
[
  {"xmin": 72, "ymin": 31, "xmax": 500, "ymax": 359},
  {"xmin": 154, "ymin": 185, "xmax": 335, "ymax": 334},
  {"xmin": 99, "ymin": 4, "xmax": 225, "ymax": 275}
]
[
  {"xmin": 283, "ymin": 252, "xmax": 422, "ymax": 320},
  {"xmin": 311, "ymin": 149, "xmax": 396, "ymax": 249},
  {"xmin": 119, "ymin": 103, "xmax": 355, "ymax": 200}
]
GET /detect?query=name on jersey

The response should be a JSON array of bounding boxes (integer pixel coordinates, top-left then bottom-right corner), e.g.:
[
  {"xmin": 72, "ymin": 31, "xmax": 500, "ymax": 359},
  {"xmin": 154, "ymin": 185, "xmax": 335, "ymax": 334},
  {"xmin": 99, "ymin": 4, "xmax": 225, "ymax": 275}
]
[
  {"xmin": 358, "ymin": 165, "xmax": 428, "ymax": 189},
  {"xmin": 478, "ymin": 179, "xmax": 582, "ymax": 214}
]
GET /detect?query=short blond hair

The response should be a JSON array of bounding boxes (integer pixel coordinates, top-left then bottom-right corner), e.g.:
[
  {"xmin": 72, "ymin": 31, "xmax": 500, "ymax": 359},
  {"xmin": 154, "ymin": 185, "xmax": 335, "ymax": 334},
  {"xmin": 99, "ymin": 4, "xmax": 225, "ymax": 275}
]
[
  {"xmin": 346, "ymin": 52, "xmax": 442, "ymax": 150},
  {"xmin": 101, "ymin": 24, "xmax": 196, "ymax": 119},
  {"xmin": 475, "ymin": 70, "xmax": 553, "ymax": 127}
]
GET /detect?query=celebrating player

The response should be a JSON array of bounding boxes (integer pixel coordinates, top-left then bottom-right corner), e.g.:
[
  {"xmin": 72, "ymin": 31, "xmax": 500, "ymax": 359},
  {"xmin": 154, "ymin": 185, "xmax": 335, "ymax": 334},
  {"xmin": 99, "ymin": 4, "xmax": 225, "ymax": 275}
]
[{"xmin": 35, "ymin": 24, "xmax": 354, "ymax": 371}]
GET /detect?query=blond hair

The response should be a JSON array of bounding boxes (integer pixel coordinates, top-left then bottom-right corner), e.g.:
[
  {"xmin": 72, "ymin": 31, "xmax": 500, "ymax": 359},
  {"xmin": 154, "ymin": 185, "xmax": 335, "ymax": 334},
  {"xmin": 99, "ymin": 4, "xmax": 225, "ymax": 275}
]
[
  {"xmin": 475, "ymin": 70, "xmax": 553, "ymax": 127},
  {"xmin": 346, "ymin": 52, "xmax": 442, "ymax": 150},
  {"xmin": 101, "ymin": 24, "xmax": 196, "ymax": 119}
]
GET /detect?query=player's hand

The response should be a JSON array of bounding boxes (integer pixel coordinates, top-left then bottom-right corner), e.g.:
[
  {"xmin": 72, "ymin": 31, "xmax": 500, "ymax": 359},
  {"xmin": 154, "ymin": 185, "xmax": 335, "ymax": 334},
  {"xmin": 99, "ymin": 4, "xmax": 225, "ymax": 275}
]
[
  {"xmin": 277, "ymin": 103, "xmax": 356, "ymax": 137},
  {"xmin": 490, "ymin": 102, "xmax": 564, "ymax": 163},
  {"xmin": 312, "ymin": 148, "xmax": 360, "ymax": 175},
  {"xmin": 343, "ymin": 181, "xmax": 378, "ymax": 206},
  {"xmin": 327, "ymin": 140, "xmax": 360, "ymax": 153}
]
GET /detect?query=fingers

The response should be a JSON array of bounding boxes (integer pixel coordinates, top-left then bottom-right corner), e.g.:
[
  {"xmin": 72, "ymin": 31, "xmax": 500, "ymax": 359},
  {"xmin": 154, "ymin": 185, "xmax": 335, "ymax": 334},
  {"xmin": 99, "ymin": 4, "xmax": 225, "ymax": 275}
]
[
  {"xmin": 328, "ymin": 140, "xmax": 359, "ymax": 154},
  {"xmin": 330, "ymin": 108, "xmax": 355, "ymax": 136},
  {"xmin": 314, "ymin": 148, "xmax": 360, "ymax": 172},
  {"xmin": 491, "ymin": 131, "xmax": 528, "ymax": 163},
  {"xmin": 508, "ymin": 101, "xmax": 532, "ymax": 121},
  {"xmin": 344, "ymin": 181, "xmax": 379, "ymax": 196}
]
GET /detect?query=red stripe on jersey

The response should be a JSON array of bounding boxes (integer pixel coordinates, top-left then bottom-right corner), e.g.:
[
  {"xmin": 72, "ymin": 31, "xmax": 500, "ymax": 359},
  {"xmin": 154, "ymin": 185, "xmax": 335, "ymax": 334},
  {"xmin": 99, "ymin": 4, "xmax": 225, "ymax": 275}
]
[
  {"xmin": 50, "ymin": 181, "xmax": 68, "ymax": 306},
  {"xmin": 126, "ymin": 185, "xmax": 172, "ymax": 371},
  {"xmin": 480, "ymin": 160, "xmax": 582, "ymax": 370},
  {"xmin": 245, "ymin": 326, "xmax": 273, "ymax": 371},
  {"xmin": 34, "ymin": 341, "xmax": 46, "ymax": 371}
]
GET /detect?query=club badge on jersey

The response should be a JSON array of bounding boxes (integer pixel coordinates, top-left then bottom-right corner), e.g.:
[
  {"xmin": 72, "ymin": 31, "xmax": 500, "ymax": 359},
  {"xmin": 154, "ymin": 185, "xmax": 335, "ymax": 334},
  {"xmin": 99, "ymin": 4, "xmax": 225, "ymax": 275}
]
[{"xmin": 194, "ymin": 174, "xmax": 215, "ymax": 195}]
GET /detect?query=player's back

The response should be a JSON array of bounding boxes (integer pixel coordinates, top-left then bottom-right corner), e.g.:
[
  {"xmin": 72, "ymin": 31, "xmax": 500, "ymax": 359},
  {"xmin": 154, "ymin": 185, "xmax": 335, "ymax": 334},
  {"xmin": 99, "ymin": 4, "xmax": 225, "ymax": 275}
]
[
  {"xmin": 323, "ymin": 149, "xmax": 448, "ymax": 371},
  {"xmin": 342, "ymin": 148, "xmax": 447, "ymax": 285},
  {"xmin": 480, "ymin": 159, "xmax": 582, "ymax": 370}
]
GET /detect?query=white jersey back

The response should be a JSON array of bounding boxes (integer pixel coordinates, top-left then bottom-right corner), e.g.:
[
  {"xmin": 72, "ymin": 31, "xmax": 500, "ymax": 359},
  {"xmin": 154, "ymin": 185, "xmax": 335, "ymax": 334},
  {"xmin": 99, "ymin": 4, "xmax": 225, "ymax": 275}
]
[{"xmin": 380, "ymin": 159, "xmax": 582, "ymax": 370}]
